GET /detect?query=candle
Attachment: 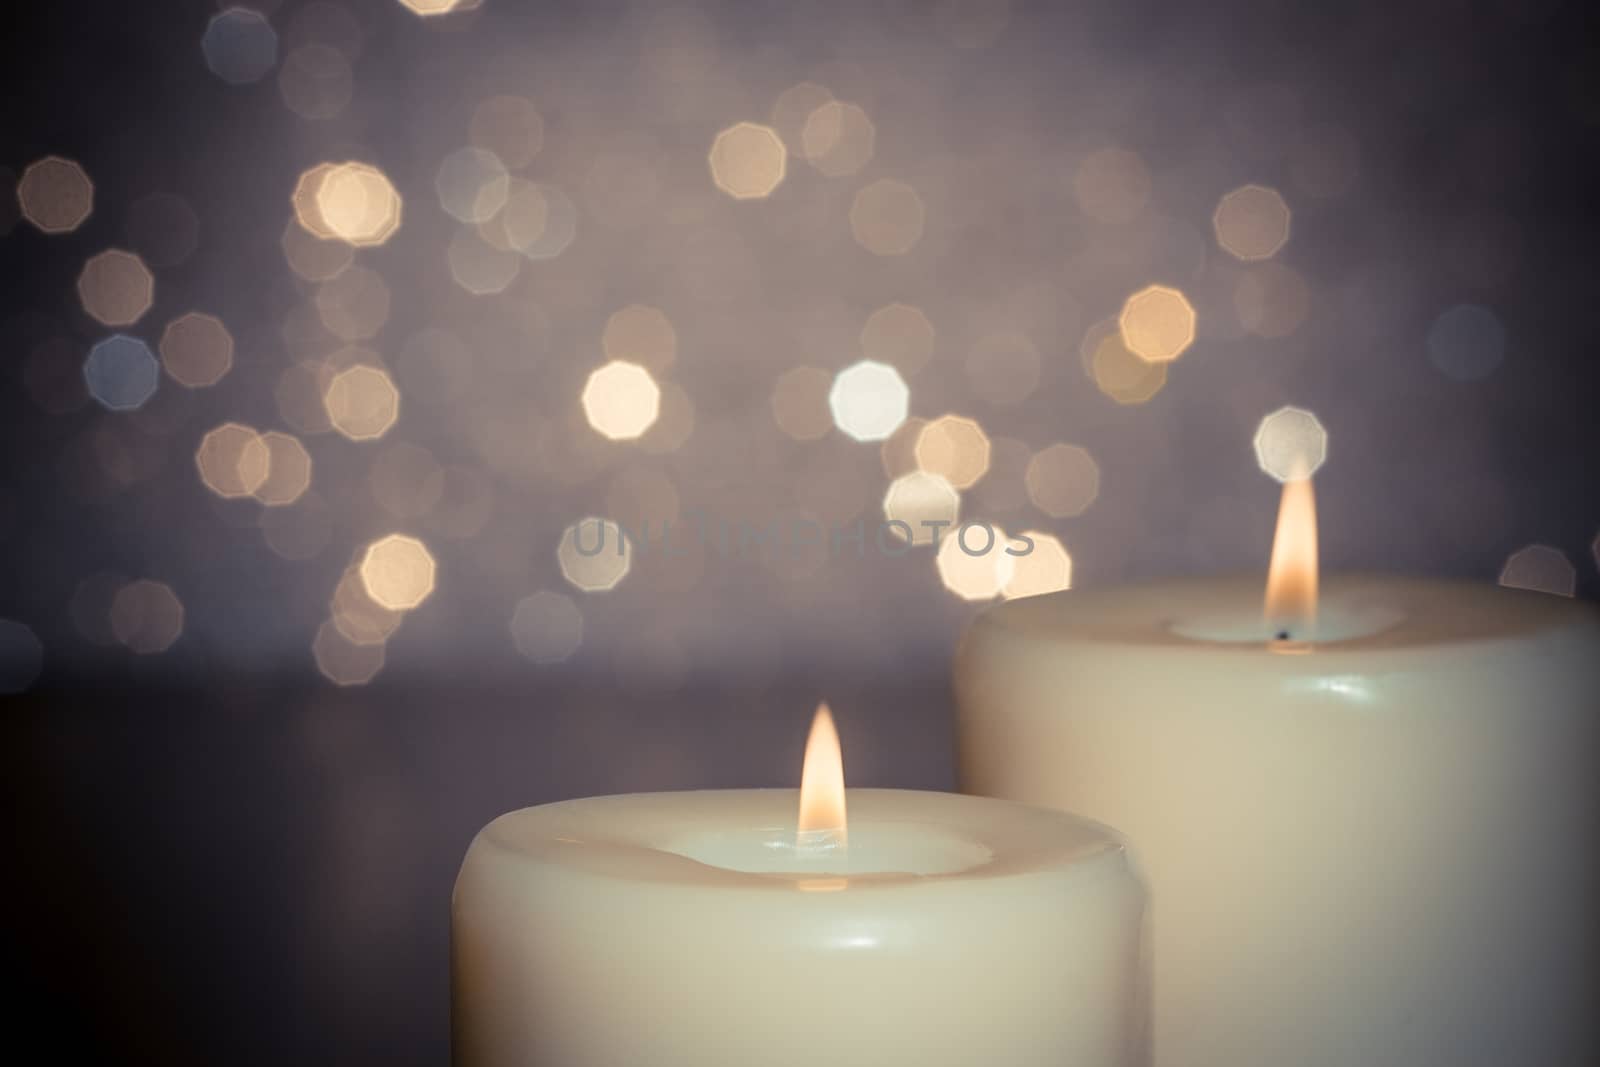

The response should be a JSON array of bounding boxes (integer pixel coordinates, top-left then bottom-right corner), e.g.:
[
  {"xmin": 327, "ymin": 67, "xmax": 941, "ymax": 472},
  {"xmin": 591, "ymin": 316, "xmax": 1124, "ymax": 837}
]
[
  {"xmin": 453, "ymin": 706, "xmax": 1148, "ymax": 1066},
  {"xmin": 954, "ymin": 478, "xmax": 1600, "ymax": 1066}
]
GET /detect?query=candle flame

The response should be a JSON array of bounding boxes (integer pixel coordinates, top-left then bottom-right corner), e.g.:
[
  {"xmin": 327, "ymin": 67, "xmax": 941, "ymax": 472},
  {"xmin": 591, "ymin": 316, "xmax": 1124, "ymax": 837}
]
[
  {"xmin": 1263, "ymin": 475, "xmax": 1318, "ymax": 639},
  {"xmin": 798, "ymin": 703, "xmax": 847, "ymax": 846}
]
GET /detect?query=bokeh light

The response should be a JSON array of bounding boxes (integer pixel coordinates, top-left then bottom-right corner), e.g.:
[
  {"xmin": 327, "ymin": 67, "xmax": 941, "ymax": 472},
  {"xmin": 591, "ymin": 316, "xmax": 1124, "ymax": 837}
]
[
  {"xmin": 510, "ymin": 590, "xmax": 584, "ymax": 664},
  {"xmin": 282, "ymin": 216, "xmax": 353, "ymax": 281},
  {"xmin": 1084, "ymin": 319, "xmax": 1167, "ymax": 404},
  {"xmin": 1427, "ymin": 304, "xmax": 1505, "ymax": 382},
  {"xmin": 398, "ymin": 0, "xmax": 470, "ymax": 17},
  {"xmin": 312, "ymin": 618, "xmax": 385, "ymax": 686},
  {"xmin": 1025, "ymin": 443, "xmax": 1101, "ymax": 518},
  {"xmin": 317, "ymin": 265, "xmax": 391, "ymax": 340},
  {"xmin": 883, "ymin": 470, "xmax": 961, "ymax": 546},
  {"xmin": 829, "ymin": 360, "xmax": 909, "ymax": 442},
  {"xmin": 160, "ymin": 312, "xmax": 234, "ymax": 388},
  {"xmin": 196, "ymin": 422, "xmax": 271, "ymax": 499},
  {"xmin": 603, "ymin": 305, "xmax": 677, "ymax": 373},
  {"xmin": 860, "ymin": 303, "xmax": 935, "ymax": 377},
  {"xmin": 470, "ymin": 95, "xmax": 544, "ymax": 169},
  {"xmin": 253, "ymin": 432, "xmax": 313, "ymax": 506},
  {"xmin": 1253, "ymin": 405, "xmax": 1328, "ymax": 481},
  {"xmin": 708, "ymin": 122, "xmax": 787, "ymax": 200},
  {"xmin": 324, "ymin": 364, "xmax": 400, "ymax": 441},
  {"xmin": 801, "ymin": 101, "xmax": 875, "ymax": 177},
  {"xmin": 307, "ymin": 162, "xmax": 403, "ymax": 247},
  {"xmin": 18, "ymin": 156, "xmax": 93, "ymax": 233},
  {"xmin": 850, "ymin": 179, "xmax": 925, "ymax": 256},
  {"xmin": 1498, "ymin": 544, "xmax": 1576, "ymax": 597},
  {"xmin": 78, "ymin": 250, "xmax": 155, "ymax": 326},
  {"xmin": 360, "ymin": 534, "xmax": 438, "ymax": 611},
  {"xmin": 109, "ymin": 579, "xmax": 185, "ymax": 654},
  {"xmin": 331, "ymin": 565, "xmax": 403, "ymax": 646},
  {"xmin": 1002, "ymin": 531, "xmax": 1073, "ymax": 599},
  {"xmin": 436, "ymin": 147, "xmax": 510, "ymax": 224},
  {"xmin": 915, "ymin": 415, "xmax": 991, "ymax": 489},
  {"xmin": 84, "ymin": 335, "xmax": 160, "ymax": 411},
  {"xmin": 1074, "ymin": 148, "xmax": 1150, "ymax": 224},
  {"xmin": 935, "ymin": 522, "xmax": 1015, "ymax": 601},
  {"xmin": 582, "ymin": 361, "xmax": 661, "ymax": 441},
  {"xmin": 203, "ymin": 7, "xmax": 279, "ymax": 85},
  {"xmin": 1213, "ymin": 184, "xmax": 1292, "ymax": 261},
  {"xmin": 0, "ymin": 619, "xmax": 44, "ymax": 694},
  {"xmin": 448, "ymin": 226, "xmax": 522, "ymax": 294},
  {"xmin": 1119, "ymin": 284, "xmax": 1197, "ymax": 363},
  {"xmin": 770, "ymin": 82, "xmax": 833, "ymax": 154},
  {"xmin": 771, "ymin": 366, "xmax": 834, "ymax": 441},
  {"xmin": 558, "ymin": 517, "xmax": 632, "ymax": 592}
]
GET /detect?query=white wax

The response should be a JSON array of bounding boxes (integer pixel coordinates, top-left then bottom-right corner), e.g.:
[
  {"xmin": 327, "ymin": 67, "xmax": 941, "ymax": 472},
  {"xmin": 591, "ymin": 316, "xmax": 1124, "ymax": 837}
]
[
  {"xmin": 955, "ymin": 575, "xmax": 1600, "ymax": 1067},
  {"xmin": 452, "ymin": 788, "xmax": 1147, "ymax": 1066}
]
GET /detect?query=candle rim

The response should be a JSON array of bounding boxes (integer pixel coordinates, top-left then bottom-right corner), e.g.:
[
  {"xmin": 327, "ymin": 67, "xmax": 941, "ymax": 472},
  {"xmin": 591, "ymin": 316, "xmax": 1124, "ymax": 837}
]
[{"xmin": 467, "ymin": 787, "xmax": 1132, "ymax": 892}]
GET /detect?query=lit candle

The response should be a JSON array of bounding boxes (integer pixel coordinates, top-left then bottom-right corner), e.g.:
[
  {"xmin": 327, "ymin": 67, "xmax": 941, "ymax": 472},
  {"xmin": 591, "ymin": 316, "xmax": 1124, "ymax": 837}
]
[
  {"xmin": 453, "ymin": 706, "xmax": 1148, "ymax": 1066},
  {"xmin": 955, "ymin": 478, "xmax": 1600, "ymax": 1066}
]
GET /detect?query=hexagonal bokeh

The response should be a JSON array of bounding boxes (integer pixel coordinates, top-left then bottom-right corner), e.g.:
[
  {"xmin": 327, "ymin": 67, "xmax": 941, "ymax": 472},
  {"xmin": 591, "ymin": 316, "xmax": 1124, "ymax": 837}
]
[
  {"xmin": 1118, "ymin": 284, "xmax": 1197, "ymax": 363},
  {"xmin": 771, "ymin": 366, "xmax": 834, "ymax": 441},
  {"xmin": 398, "ymin": 0, "xmax": 470, "ymax": 16},
  {"xmin": 1084, "ymin": 321, "xmax": 1167, "ymax": 405},
  {"xmin": 109, "ymin": 579, "xmax": 185, "ymax": 654},
  {"xmin": 312, "ymin": 618, "xmax": 386, "ymax": 686},
  {"xmin": 360, "ymin": 534, "xmax": 438, "ymax": 611},
  {"xmin": 850, "ymin": 179, "xmax": 925, "ymax": 256},
  {"xmin": 324, "ymin": 364, "xmax": 401, "ymax": 441},
  {"xmin": 84, "ymin": 335, "xmax": 160, "ymax": 411},
  {"xmin": 253, "ymin": 432, "xmax": 313, "ymax": 506},
  {"xmin": 1025, "ymin": 444, "xmax": 1101, "ymax": 518},
  {"xmin": 709, "ymin": 122, "xmax": 788, "ymax": 200},
  {"xmin": 436, "ymin": 146, "xmax": 510, "ymax": 224},
  {"xmin": 1213, "ymin": 184, "xmax": 1292, "ymax": 261},
  {"xmin": 829, "ymin": 360, "xmax": 909, "ymax": 442},
  {"xmin": 196, "ymin": 422, "xmax": 271, "ymax": 499},
  {"xmin": 302, "ymin": 161, "xmax": 403, "ymax": 247},
  {"xmin": 1253, "ymin": 405, "xmax": 1328, "ymax": 482},
  {"xmin": 915, "ymin": 415, "xmax": 991, "ymax": 490},
  {"xmin": 860, "ymin": 303, "xmax": 935, "ymax": 376},
  {"xmin": 510, "ymin": 590, "xmax": 585, "ymax": 664},
  {"xmin": 18, "ymin": 156, "xmax": 94, "ymax": 233},
  {"xmin": 603, "ymin": 305, "xmax": 677, "ymax": 372},
  {"xmin": 582, "ymin": 361, "xmax": 661, "ymax": 441},
  {"xmin": 331, "ymin": 565, "xmax": 403, "ymax": 646},
  {"xmin": 78, "ymin": 250, "xmax": 155, "ymax": 327},
  {"xmin": 202, "ymin": 7, "xmax": 279, "ymax": 85},
  {"xmin": 160, "ymin": 312, "xmax": 234, "ymax": 387},
  {"xmin": 558, "ymin": 517, "xmax": 633, "ymax": 592},
  {"xmin": 935, "ymin": 522, "xmax": 1015, "ymax": 601},
  {"xmin": 1002, "ymin": 532, "xmax": 1073, "ymax": 599},
  {"xmin": 882, "ymin": 470, "xmax": 961, "ymax": 546},
  {"xmin": 801, "ymin": 100, "xmax": 875, "ymax": 177},
  {"xmin": 1498, "ymin": 544, "xmax": 1576, "ymax": 598}
]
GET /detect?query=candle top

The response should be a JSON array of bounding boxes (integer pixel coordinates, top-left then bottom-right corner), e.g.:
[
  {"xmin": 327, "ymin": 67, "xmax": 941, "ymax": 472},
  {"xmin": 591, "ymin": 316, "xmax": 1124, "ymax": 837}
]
[
  {"xmin": 465, "ymin": 788, "xmax": 1130, "ymax": 892},
  {"xmin": 974, "ymin": 573, "xmax": 1598, "ymax": 654}
]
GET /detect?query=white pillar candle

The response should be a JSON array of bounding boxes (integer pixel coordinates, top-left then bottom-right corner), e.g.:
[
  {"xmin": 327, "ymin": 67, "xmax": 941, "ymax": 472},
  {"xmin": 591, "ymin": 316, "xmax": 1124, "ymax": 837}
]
[
  {"xmin": 955, "ymin": 486, "xmax": 1600, "ymax": 1066},
  {"xmin": 452, "ymin": 786, "xmax": 1146, "ymax": 1066}
]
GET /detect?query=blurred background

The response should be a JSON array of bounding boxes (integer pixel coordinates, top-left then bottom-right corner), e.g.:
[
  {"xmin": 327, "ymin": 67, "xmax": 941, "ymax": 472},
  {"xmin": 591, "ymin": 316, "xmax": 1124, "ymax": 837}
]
[{"xmin": 3, "ymin": 0, "xmax": 1598, "ymax": 1062}]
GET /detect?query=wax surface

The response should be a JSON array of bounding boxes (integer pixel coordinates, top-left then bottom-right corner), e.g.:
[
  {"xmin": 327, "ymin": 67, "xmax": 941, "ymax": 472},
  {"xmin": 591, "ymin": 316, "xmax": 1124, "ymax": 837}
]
[
  {"xmin": 452, "ymin": 788, "xmax": 1146, "ymax": 1067},
  {"xmin": 955, "ymin": 575, "xmax": 1600, "ymax": 1067}
]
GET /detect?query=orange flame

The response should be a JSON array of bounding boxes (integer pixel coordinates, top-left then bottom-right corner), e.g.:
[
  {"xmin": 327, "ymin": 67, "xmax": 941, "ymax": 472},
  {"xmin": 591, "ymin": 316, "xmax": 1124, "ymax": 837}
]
[
  {"xmin": 798, "ymin": 703, "xmax": 847, "ymax": 846},
  {"xmin": 1264, "ymin": 476, "xmax": 1318, "ymax": 639}
]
